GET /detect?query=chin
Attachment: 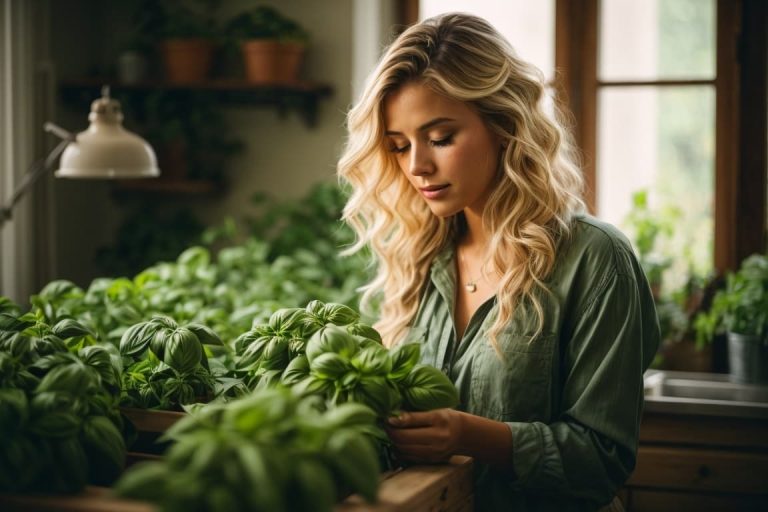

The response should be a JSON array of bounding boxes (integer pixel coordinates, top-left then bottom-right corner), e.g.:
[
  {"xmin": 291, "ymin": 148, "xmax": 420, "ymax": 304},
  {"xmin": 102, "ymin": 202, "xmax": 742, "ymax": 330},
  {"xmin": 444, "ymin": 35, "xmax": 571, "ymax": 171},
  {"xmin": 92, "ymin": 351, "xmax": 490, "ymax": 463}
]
[{"xmin": 425, "ymin": 202, "xmax": 463, "ymax": 218}]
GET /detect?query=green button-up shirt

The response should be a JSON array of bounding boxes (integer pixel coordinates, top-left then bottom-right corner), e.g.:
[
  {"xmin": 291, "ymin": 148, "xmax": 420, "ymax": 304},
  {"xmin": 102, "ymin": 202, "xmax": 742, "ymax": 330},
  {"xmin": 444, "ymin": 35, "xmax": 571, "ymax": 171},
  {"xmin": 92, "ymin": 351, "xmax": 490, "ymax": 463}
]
[{"xmin": 407, "ymin": 215, "xmax": 660, "ymax": 511}]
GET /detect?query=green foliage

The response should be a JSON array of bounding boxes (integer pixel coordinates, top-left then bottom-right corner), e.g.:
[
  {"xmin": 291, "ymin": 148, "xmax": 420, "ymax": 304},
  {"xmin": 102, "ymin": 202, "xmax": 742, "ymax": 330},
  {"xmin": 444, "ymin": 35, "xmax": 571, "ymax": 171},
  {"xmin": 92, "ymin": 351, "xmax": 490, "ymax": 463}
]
[
  {"xmin": 695, "ymin": 254, "xmax": 768, "ymax": 347},
  {"xmin": 0, "ymin": 311, "xmax": 125, "ymax": 493},
  {"xmin": 226, "ymin": 5, "xmax": 310, "ymax": 43},
  {"xmin": 624, "ymin": 189, "xmax": 694, "ymax": 348},
  {"xmin": 118, "ymin": 315, "xmax": 220, "ymax": 410},
  {"xmin": 623, "ymin": 190, "xmax": 681, "ymax": 288},
  {"xmin": 131, "ymin": 0, "xmax": 222, "ymax": 40},
  {"xmin": 113, "ymin": 388, "xmax": 381, "ymax": 512},
  {"xmin": 95, "ymin": 208, "xmax": 204, "ymax": 279},
  {"xmin": 233, "ymin": 301, "xmax": 458, "ymax": 420}
]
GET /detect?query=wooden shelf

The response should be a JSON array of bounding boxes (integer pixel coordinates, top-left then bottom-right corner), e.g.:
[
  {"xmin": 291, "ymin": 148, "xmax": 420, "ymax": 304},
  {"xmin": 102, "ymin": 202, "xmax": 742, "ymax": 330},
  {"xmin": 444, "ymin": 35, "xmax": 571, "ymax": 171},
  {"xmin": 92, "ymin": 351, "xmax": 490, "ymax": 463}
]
[
  {"xmin": 112, "ymin": 178, "xmax": 222, "ymax": 196},
  {"xmin": 58, "ymin": 78, "xmax": 333, "ymax": 127}
]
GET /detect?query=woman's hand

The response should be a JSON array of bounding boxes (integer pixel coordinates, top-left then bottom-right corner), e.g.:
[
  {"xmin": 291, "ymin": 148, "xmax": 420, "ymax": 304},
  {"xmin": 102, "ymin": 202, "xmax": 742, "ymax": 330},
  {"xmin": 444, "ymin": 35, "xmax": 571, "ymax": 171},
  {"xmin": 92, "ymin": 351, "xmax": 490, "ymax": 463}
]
[
  {"xmin": 386, "ymin": 409, "xmax": 515, "ymax": 468},
  {"xmin": 385, "ymin": 408, "xmax": 465, "ymax": 463}
]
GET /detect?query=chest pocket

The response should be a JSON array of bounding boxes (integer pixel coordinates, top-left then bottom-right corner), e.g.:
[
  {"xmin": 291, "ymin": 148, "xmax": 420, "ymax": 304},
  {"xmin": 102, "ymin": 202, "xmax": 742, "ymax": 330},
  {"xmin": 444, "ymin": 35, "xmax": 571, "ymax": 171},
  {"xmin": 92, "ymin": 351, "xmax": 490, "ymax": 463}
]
[{"xmin": 469, "ymin": 331, "xmax": 555, "ymax": 422}]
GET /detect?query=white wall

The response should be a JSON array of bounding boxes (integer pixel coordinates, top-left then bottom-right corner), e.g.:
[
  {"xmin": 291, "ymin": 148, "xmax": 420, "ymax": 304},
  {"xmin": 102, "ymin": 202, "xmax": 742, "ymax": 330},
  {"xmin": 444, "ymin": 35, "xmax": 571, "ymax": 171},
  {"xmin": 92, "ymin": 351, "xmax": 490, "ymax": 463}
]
[{"xmin": 46, "ymin": 0, "xmax": 397, "ymax": 289}]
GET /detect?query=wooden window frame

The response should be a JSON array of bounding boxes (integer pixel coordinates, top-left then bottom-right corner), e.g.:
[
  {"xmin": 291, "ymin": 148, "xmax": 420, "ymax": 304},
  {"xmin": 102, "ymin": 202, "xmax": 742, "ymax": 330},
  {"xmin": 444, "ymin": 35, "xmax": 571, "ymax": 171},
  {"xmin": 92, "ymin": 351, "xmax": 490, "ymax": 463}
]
[
  {"xmin": 557, "ymin": 0, "xmax": 766, "ymax": 274},
  {"xmin": 400, "ymin": 0, "xmax": 767, "ymax": 274}
]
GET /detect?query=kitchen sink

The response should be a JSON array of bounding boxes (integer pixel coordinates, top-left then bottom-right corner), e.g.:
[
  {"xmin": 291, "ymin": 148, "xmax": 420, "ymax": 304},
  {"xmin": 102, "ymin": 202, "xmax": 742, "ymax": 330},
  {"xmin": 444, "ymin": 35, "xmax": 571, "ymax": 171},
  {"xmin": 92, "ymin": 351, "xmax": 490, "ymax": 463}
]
[{"xmin": 643, "ymin": 370, "xmax": 768, "ymax": 419}]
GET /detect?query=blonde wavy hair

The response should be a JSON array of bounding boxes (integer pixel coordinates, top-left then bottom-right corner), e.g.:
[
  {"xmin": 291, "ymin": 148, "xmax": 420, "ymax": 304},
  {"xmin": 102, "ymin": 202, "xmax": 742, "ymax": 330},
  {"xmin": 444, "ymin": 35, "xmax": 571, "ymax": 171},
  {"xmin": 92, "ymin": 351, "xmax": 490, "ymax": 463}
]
[{"xmin": 338, "ymin": 13, "xmax": 585, "ymax": 349}]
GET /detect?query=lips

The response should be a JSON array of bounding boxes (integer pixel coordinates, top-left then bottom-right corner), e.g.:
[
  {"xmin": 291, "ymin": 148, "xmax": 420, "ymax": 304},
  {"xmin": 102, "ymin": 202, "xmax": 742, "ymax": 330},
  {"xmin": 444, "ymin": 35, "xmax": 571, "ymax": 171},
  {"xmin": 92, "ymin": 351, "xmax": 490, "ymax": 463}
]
[
  {"xmin": 419, "ymin": 184, "xmax": 449, "ymax": 192},
  {"xmin": 418, "ymin": 184, "xmax": 450, "ymax": 200}
]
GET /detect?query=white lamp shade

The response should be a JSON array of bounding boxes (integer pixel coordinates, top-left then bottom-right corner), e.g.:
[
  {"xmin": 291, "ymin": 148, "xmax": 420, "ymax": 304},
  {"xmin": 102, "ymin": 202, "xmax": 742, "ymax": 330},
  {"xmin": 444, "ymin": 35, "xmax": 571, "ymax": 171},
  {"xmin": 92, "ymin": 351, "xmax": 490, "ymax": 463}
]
[
  {"xmin": 54, "ymin": 87, "xmax": 159, "ymax": 179},
  {"xmin": 55, "ymin": 125, "xmax": 159, "ymax": 178}
]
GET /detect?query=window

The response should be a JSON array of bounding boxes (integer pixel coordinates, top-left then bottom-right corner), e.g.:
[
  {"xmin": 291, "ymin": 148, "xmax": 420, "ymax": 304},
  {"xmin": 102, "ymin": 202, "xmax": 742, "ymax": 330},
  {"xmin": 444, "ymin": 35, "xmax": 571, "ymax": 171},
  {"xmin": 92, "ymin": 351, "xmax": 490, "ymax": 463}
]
[
  {"xmin": 419, "ymin": 0, "xmax": 555, "ymax": 81},
  {"xmin": 596, "ymin": 0, "xmax": 717, "ymax": 292},
  {"xmin": 401, "ymin": 0, "xmax": 766, "ymax": 277}
]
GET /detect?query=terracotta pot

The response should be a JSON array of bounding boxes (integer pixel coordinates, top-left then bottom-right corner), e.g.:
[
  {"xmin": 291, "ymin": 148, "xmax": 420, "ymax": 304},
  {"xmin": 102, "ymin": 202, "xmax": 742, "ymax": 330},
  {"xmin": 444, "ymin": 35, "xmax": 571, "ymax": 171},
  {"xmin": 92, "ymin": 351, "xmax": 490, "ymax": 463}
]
[
  {"xmin": 241, "ymin": 40, "xmax": 305, "ymax": 84},
  {"xmin": 276, "ymin": 42, "xmax": 305, "ymax": 83},
  {"xmin": 161, "ymin": 39, "xmax": 214, "ymax": 83}
]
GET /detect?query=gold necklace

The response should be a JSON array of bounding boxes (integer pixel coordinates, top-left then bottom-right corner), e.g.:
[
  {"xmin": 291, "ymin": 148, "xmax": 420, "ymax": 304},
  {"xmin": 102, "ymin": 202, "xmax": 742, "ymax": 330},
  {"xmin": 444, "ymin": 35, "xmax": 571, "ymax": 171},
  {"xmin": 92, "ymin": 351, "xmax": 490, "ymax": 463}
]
[{"xmin": 458, "ymin": 248, "xmax": 481, "ymax": 293}]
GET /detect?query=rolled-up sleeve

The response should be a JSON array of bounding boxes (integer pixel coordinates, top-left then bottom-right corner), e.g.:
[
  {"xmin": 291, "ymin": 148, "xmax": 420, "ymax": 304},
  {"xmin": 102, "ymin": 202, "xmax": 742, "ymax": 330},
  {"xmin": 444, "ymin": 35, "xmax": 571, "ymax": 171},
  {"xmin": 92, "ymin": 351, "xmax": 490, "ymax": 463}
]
[{"xmin": 505, "ymin": 264, "xmax": 660, "ymax": 505}]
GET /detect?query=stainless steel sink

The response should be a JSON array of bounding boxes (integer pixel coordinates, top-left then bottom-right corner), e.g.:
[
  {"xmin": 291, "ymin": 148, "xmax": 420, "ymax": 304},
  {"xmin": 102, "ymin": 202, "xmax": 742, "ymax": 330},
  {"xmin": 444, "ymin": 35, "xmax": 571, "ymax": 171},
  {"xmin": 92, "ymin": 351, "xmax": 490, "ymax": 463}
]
[{"xmin": 643, "ymin": 370, "xmax": 768, "ymax": 419}]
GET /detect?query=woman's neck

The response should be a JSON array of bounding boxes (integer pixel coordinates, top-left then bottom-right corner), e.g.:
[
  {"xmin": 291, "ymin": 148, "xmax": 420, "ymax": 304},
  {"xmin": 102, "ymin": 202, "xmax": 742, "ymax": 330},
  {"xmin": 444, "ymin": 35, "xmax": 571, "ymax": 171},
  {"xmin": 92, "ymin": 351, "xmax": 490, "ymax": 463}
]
[{"xmin": 459, "ymin": 209, "xmax": 488, "ymax": 252}]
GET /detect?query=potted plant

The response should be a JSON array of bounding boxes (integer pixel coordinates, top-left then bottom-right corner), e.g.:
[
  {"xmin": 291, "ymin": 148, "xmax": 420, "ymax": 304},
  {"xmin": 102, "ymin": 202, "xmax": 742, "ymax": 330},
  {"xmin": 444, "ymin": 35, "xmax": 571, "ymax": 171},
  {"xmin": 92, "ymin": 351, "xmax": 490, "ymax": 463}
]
[
  {"xmin": 132, "ymin": 0, "xmax": 221, "ymax": 83},
  {"xmin": 695, "ymin": 254, "xmax": 768, "ymax": 384},
  {"xmin": 226, "ymin": 6, "xmax": 310, "ymax": 84}
]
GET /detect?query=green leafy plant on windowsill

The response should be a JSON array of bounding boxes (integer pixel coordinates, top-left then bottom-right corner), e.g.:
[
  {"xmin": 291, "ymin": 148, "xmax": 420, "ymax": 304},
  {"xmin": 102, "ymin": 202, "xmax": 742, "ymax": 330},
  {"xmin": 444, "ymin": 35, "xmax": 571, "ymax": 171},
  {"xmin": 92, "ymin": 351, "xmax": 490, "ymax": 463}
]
[
  {"xmin": 624, "ymin": 190, "xmax": 690, "ymax": 341},
  {"xmin": 694, "ymin": 253, "xmax": 768, "ymax": 348},
  {"xmin": 623, "ymin": 190, "xmax": 682, "ymax": 294}
]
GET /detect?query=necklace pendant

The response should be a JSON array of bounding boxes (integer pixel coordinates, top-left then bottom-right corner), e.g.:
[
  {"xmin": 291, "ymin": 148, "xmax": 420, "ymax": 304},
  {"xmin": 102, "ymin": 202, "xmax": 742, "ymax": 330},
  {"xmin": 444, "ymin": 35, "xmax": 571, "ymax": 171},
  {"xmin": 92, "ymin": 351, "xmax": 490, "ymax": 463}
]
[{"xmin": 465, "ymin": 282, "xmax": 477, "ymax": 293}]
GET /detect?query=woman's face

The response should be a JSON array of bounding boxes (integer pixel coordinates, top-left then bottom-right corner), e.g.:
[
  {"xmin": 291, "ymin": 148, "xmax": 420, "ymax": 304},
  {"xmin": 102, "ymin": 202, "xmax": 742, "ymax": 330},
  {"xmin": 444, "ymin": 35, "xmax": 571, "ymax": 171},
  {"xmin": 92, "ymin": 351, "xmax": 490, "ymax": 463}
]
[{"xmin": 383, "ymin": 81, "xmax": 503, "ymax": 218}]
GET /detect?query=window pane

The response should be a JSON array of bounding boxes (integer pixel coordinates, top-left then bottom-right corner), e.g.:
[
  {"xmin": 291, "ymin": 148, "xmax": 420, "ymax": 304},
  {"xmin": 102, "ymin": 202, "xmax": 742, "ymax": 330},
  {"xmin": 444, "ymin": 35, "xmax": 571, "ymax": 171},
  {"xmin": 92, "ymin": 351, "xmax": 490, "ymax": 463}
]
[
  {"xmin": 596, "ymin": 86, "xmax": 715, "ymax": 291},
  {"xmin": 599, "ymin": 0, "xmax": 716, "ymax": 81},
  {"xmin": 420, "ymin": 0, "xmax": 555, "ymax": 81}
]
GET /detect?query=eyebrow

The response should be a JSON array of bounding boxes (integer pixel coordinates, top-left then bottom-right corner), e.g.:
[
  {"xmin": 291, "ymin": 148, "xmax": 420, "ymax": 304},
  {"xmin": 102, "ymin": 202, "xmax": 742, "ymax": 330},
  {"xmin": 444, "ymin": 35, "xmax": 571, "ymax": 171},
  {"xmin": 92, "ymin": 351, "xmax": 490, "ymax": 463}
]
[{"xmin": 385, "ymin": 117, "xmax": 456, "ymax": 136}]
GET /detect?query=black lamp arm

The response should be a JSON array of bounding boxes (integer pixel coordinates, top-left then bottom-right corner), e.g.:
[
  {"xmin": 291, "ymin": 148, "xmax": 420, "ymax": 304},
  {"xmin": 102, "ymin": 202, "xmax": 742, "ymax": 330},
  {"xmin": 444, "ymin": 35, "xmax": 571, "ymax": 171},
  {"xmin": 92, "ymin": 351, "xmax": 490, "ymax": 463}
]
[{"xmin": 0, "ymin": 123, "xmax": 75, "ymax": 228}]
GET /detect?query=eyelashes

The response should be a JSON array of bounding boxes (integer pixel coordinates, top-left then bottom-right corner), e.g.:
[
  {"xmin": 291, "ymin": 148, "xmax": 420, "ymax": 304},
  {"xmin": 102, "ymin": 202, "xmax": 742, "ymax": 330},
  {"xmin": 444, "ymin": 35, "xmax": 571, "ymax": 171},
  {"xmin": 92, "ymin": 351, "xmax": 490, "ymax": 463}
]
[
  {"xmin": 431, "ymin": 135, "xmax": 454, "ymax": 147},
  {"xmin": 388, "ymin": 134, "xmax": 455, "ymax": 154}
]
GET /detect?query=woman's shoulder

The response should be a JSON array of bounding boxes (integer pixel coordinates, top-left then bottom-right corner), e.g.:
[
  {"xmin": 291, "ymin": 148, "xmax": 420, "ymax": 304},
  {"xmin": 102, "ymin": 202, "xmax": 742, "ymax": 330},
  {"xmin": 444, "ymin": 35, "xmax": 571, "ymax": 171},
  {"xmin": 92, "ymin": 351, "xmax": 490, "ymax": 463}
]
[{"xmin": 558, "ymin": 214, "xmax": 640, "ymax": 278}]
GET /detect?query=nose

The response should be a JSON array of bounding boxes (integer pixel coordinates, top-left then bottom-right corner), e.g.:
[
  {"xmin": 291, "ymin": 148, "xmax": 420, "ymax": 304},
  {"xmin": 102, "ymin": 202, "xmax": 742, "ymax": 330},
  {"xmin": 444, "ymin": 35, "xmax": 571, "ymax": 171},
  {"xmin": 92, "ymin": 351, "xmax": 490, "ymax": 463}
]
[{"xmin": 408, "ymin": 143, "xmax": 434, "ymax": 176}]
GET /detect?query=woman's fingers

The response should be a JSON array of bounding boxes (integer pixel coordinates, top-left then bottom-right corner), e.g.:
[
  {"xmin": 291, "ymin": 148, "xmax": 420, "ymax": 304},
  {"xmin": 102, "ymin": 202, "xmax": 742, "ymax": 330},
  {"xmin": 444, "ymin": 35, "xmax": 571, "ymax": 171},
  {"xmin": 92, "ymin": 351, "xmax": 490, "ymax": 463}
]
[
  {"xmin": 387, "ymin": 410, "xmax": 437, "ymax": 427},
  {"xmin": 385, "ymin": 424, "xmax": 436, "ymax": 445}
]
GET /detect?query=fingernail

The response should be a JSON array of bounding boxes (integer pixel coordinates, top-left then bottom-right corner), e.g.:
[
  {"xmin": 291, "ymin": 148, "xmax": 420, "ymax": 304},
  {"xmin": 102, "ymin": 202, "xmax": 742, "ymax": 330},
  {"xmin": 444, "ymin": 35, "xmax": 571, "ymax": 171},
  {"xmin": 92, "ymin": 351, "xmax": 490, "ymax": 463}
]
[{"xmin": 388, "ymin": 415, "xmax": 401, "ymax": 425}]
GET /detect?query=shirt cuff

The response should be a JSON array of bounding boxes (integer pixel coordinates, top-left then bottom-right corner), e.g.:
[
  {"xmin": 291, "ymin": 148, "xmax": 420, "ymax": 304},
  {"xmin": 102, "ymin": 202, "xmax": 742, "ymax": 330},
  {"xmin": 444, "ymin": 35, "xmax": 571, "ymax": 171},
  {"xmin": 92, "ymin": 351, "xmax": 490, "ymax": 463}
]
[{"xmin": 506, "ymin": 421, "xmax": 565, "ymax": 490}]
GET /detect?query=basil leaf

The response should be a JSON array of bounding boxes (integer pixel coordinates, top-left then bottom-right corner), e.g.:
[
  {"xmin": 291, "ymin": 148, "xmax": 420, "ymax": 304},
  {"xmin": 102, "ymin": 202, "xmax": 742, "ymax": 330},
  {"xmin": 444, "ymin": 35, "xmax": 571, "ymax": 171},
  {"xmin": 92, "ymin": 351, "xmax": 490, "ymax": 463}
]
[
  {"xmin": 323, "ymin": 402, "xmax": 377, "ymax": 429},
  {"xmin": 268, "ymin": 307, "xmax": 311, "ymax": 335},
  {"xmin": 36, "ymin": 360, "xmax": 99, "ymax": 395},
  {"xmin": 0, "ymin": 388, "xmax": 28, "ymax": 432},
  {"xmin": 281, "ymin": 355, "xmax": 310, "ymax": 386},
  {"xmin": 164, "ymin": 328, "xmax": 202, "ymax": 373},
  {"xmin": 29, "ymin": 411, "xmax": 82, "ymax": 438},
  {"xmin": 310, "ymin": 352, "xmax": 352, "ymax": 380},
  {"xmin": 186, "ymin": 323, "xmax": 222, "ymax": 346},
  {"xmin": 355, "ymin": 376, "xmax": 394, "ymax": 416},
  {"xmin": 112, "ymin": 461, "xmax": 169, "ymax": 502},
  {"xmin": 119, "ymin": 321, "xmax": 157, "ymax": 358},
  {"xmin": 260, "ymin": 336, "xmax": 290, "ymax": 371},
  {"xmin": 80, "ymin": 415, "xmax": 126, "ymax": 485},
  {"xmin": 387, "ymin": 342, "xmax": 421, "ymax": 382},
  {"xmin": 321, "ymin": 303, "xmax": 359, "ymax": 326},
  {"xmin": 305, "ymin": 325, "xmax": 359, "ymax": 364},
  {"xmin": 347, "ymin": 322, "xmax": 383, "ymax": 343},
  {"xmin": 327, "ymin": 430, "xmax": 380, "ymax": 503},
  {"xmin": 51, "ymin": 318, "xmax": 94, "ymax": 339},
  {"xmin": 402, "ymin": 364, "xmax": 459, "ymax": 410},
  {"xmin": 237, "ymin": 335, "xmax": 271, "ymax": 370},
  {"xmin": 352, "ymin": 345, "xmax": 392, "ymax": 375},
  {"xmin": 290, "ymin": 458, "xmax": 336, "ymax": 511}
]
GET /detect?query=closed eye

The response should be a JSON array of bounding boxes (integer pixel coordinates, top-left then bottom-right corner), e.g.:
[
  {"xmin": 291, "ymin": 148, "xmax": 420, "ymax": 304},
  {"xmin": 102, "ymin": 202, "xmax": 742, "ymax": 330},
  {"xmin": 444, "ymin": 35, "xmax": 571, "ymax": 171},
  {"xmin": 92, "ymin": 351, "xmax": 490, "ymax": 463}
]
[
  {"xmin": 389, "ymin": 143, "xmax": 410, "ymax": 154},
  {"xmin": 430, "ymin": 135, "xmax": 454, "ymax": 147}
]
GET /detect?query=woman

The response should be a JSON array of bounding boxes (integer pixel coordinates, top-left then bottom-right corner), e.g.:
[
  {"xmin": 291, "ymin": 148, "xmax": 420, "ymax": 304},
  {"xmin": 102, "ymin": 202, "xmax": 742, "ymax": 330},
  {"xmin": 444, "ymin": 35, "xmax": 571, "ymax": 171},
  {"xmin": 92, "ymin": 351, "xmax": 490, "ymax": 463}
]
[{"xmin": 338, "ymin": 13, "xmax": 659, "ymax": 512}]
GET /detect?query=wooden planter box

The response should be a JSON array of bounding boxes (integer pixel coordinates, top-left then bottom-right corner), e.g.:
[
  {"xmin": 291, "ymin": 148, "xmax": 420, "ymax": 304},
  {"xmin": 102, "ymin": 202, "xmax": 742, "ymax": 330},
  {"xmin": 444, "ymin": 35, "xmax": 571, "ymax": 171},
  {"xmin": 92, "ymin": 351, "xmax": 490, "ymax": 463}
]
[
  {"xmin": 120, "ymin": 407, "xmax": 185, "ymax": 455},
  {"xmin": 121, "ymin": 407, "xmax": 185, "ymax": 433},
  {"xmin": 0, "ymin": 457, "xmax": 473, "ymax": 512},
  {"xmin": 340, "ymin": 456, "xmax": 473, "ymax": 512},
  {"xmin": 5, "ymin": 408, "xmax": 474, "ymax": 510}
]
